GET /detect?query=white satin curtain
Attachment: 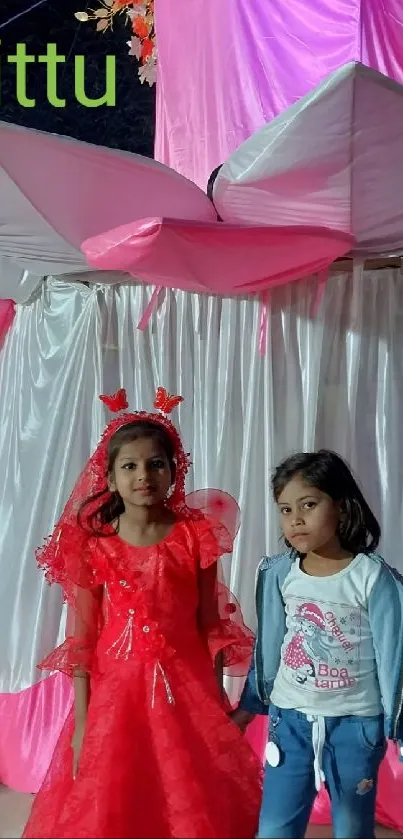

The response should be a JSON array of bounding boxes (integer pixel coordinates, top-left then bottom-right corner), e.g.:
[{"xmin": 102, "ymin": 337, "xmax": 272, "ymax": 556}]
[{"xmin": 1, "ymin": 268, "xmax": 403, "ymax": 696}]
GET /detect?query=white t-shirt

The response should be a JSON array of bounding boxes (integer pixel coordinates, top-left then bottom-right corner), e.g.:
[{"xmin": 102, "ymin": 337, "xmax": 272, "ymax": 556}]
[{"xmin": 270, "ymin": 553, "xmax": 383, "ymax": 716}]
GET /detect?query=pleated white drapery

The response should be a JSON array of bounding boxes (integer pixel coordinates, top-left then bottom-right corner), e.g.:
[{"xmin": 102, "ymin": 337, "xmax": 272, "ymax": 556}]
[{"xmin": 1, "ymin": 267, "xmax": 403, "ymax": 696}]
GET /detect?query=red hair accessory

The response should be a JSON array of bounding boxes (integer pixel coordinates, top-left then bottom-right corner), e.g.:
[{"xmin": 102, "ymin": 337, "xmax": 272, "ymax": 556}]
[
  {"xmin": 154, "ymin": 387, "xmax": 183, "ymax": 415},
  {"xmin": 99, "ymin": 389, "xmax": 129, "ymax": 413}
]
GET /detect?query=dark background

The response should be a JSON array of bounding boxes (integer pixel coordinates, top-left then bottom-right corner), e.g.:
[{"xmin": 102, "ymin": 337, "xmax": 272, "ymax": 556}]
[{"xmin": 0, "ymin": 0, "xmax": 155, "ymax": 155}]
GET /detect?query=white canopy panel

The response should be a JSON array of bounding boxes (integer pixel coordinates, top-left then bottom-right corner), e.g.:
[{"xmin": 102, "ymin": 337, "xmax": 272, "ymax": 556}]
[
  {"xmin": 214, "ymin": 62, "xmax": 403, "ymax": 256},
  {"xmin": 0, "ymin": 257, "xmax": 44, "ymax": 304}
]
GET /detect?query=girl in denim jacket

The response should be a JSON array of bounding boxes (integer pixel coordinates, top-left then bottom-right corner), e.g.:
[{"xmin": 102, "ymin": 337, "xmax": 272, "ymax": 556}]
[{"xmin": 233, "ymin": 450, "xmax": 403, "ymax": 839}]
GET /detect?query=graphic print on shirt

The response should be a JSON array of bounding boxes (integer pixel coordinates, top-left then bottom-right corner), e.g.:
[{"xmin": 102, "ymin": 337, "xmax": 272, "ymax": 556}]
[{"xmin": 283, "ymin": 600, "xmax": 360, "ymax": 691}]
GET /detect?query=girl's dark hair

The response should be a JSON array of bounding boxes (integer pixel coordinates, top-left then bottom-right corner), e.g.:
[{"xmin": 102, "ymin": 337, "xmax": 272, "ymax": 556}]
[
  {"xmin": 272, "ymin": 449, "xmax": 380, "ymax": 554},
  {"xmin": 78, "ymin": 421, "xmax": 176, "ymax": 535}
]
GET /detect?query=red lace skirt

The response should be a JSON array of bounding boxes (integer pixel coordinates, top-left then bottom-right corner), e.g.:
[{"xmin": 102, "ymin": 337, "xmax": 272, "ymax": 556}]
[{"xmin": 23, "ymin": 649, "xmax": 261, "ymax": 838}]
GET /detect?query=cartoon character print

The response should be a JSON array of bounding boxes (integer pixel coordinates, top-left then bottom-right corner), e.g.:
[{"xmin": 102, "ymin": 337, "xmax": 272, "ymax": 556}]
[{"xmin": 284, "ymin": 602, "xmax": 330, "ymax": 684}]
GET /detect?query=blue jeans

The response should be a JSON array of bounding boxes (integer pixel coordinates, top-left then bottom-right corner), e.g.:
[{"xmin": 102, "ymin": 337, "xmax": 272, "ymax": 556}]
[{"xmin": 258, "ymin": 705, "xmax": 386, "ymax": 839}]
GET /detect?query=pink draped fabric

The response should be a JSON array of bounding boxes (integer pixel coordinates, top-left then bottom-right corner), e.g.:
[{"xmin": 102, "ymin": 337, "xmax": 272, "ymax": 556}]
[
  {"xmin": 0, "ymin": 300, "xmax": 15, "ymax": 348},
  {"xmin": 154, "ymin": 0, "xmax": 403, "ymax": 189},
  {"xmin": 154, "ymin": 0, "xmax": 403, "ymax": 831},
  {"xmin": 82, "ymin": 219, "xmax": 353, "ymax": 296},
  {"xmin": 361, "ymin": 0, "xmax": 403, "ymax": 79},
  {"xmin": 0, "ymin": 675, "xmax": 72, "ymax": 793}
]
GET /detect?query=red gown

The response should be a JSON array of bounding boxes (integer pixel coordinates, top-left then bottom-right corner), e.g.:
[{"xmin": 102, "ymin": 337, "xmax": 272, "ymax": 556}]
[{"xmin": 24, "ymin": 515, "xmax": 262, "ymax": 838}]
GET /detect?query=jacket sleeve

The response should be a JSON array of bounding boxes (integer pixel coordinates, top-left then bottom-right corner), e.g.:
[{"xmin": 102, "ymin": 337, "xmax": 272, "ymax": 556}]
[
  {"xmin": 238, "ymin": 646, "xmax": 269, "ymax": 715},
  {"xmin": 368, "ymin": 562, "xmax": 403, "ymax": 741}
]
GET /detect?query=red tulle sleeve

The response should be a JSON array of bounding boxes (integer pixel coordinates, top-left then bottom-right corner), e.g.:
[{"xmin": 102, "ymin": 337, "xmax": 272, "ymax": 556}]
[
  {"xmin": 39, "ymin": 584, "xmax": 103, "ymax": 677},
  {"xmin": 37, "ymin": 528, "xmax": 104, "ymax": 678},
  {"xmin": 187, "ymin": 490, "xmax": 254, "ymax": 677}
]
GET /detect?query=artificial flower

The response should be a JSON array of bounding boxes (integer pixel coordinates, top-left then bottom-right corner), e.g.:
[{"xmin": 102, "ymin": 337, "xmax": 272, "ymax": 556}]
[
  {"xmin": 75, "ymin": 0, "xmax": 156, "ymax": 86},
  {"xmin": 141, "ymin": 38, "xmax": 154, "ymax": 61},
  {"xmin": 127, "ymin": 36, "xmax": 142, "ymax": 59},
  {"xmin": 132, "ymin": 15, "xmax": 150, "ymax": 39},
  {"xmin": 139, "ymin": 54, "xmax": 157, "ymax": 86}
]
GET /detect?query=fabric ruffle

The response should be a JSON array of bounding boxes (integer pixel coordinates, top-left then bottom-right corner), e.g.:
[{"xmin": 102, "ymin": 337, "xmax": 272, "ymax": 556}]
[
  {"xmin": 38, "ymin": 637, "xmax": 95, "ymax": 678},
  {"xmin": 38, "ymin": 581, "xmax": 104, "ymax": 677}
]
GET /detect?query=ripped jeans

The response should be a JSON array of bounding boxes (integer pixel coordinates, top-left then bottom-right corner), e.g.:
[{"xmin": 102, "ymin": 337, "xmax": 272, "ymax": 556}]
[{"xmin": 258, "ymin": 705, "xmax": 387, "ymax": 839}]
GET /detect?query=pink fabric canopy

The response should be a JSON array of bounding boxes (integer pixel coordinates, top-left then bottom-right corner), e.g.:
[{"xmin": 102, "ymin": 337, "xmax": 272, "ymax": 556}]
[
  {"xmin": 0, "ymin": 120, "xmax": 215, "ymax": 278},
  {"xmin": 82, "ymin": 62, "xmax": 403, "ymax": 289},
  {"xmin": 82, "ymin": 218, "xmax": 353, "ymax": 296}
]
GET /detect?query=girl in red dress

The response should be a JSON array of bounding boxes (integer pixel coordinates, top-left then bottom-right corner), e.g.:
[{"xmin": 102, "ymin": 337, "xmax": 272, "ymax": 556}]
[{"xmin": 23, "ymin": 387, "xmax": 261, "ymax": 839}]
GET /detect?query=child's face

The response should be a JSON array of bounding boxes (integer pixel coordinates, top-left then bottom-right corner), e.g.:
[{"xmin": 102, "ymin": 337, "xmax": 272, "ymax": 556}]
[
  {"xmin": 277, "ymin": 476, "xmax": 341, "ymax": 555},
  {"xmin": 109, "ymin": 437, "xmax": 172, "ymax": 509}
]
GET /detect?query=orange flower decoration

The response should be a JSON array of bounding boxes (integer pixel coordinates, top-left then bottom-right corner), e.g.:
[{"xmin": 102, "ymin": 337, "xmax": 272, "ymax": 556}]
[
  {"xmin": 141, "ymin": 38, "xmax": 154, "ymax": 61},
  {"xmin": 132, "ymin": 15, "xmax": 149, "ymax": 39},
  {"xmin": 75, "ymin": 0, "xmax": 157, "ymax": 86}
]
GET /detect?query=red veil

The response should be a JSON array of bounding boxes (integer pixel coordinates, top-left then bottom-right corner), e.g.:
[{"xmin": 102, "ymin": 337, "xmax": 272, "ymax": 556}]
[{"xmin": 37, "ymin": 387, "xmax": 254, "ymax": 682}]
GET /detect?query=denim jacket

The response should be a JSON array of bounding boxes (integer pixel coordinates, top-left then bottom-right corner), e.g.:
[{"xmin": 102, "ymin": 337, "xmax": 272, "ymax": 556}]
[{"xmin": 239, "ymin": 551, "xmax": 403, "ymax": 743}]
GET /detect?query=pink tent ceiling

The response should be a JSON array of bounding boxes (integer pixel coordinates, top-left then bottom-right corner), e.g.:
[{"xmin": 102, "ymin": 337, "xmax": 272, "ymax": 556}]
[{"xmin": 82, "ymin": 63, "xmax": 403, "ymax": 293}]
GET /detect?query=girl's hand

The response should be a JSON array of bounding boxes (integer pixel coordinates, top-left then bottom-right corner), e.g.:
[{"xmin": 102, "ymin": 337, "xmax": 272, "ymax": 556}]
[
  {"xmin": 71, "ymin": 721, "xmax": 86, "ymax": 779},
  {"xmin": 230, "ymin": 708, "xmax": 255, "ymax": 733}
]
